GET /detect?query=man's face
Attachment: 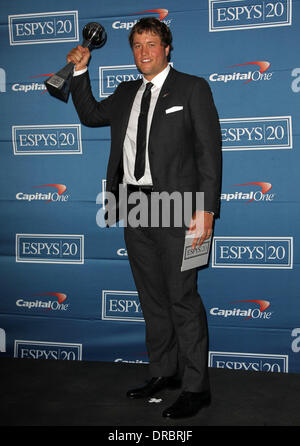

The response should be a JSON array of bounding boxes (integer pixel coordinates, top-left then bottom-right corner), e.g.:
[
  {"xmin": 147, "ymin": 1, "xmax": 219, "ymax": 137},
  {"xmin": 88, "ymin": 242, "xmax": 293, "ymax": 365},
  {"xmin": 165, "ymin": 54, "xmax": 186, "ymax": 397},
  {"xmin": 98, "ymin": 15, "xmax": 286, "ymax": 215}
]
[{"xmin": 132, "ymin": 30, "xmax": 169, "ymax": 81}]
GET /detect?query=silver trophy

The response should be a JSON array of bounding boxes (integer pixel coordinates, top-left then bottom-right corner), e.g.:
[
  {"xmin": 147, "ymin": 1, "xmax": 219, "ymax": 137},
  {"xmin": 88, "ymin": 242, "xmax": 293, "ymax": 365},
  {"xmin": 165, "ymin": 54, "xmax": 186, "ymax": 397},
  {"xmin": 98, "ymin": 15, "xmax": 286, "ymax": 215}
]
[{"xmin": 45, "ymin": 22, "xmax": 107, "ymax": 102}]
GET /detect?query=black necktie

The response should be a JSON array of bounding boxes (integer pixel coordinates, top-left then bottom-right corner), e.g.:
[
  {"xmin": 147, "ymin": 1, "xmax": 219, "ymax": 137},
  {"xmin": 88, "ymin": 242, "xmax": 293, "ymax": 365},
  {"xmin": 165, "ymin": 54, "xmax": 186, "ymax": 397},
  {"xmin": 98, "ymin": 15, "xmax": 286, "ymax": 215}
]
[{"xmin": 134, "ymin": 82, "xmax": 153, "ymax": 181}]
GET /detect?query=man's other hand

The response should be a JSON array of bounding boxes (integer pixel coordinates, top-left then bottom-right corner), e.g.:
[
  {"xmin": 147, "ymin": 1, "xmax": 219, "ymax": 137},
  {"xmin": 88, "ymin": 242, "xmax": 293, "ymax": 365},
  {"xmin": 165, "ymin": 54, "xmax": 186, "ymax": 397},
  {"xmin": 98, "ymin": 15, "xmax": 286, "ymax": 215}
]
[{"xmin": 188, "ymin": 210, "xmax": 214, "ymax": 250}]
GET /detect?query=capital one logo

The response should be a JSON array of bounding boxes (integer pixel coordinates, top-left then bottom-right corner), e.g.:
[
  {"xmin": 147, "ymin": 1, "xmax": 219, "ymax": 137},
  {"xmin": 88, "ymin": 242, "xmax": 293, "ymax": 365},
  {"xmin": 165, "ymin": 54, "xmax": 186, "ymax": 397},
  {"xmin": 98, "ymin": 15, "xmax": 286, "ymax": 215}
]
[
  {"xmin": 210, "ymin": 299, "xmax": 272, "ymax": 320},
  {"xmin": 221, "ymin": 181, "xmax": 274, "ymax": 203},
  {"xmin": 16, "ymin": 184, "xmax": 68, "ymax": 203},
  {"xmin": 114, "ymin": 357, "xmax": 149, "ymax": 364},
  {"xmin": 112, "ymin": 8, "xmax": 170, "ymax": 30},
  {"xmin": 16, "ymin": 293, "xmax": 69, "ymax": 312},
  {"xmin": 8, "ymin": 11, "xmax": 79, "ymax": 45},
  {"xmin": 117, "ymin": 248, "xmax": 128, "ymax": 256},
  {"xmin": 11, "ymin": 74, "xmax": 47, "ymax": 94},
  {"xmin": 210, "ymin": 61, "xmax": 273, "ymax": 84},
  {"xmin": 209, "ymin": 0, "xmax": 292, "ymax": 32}
]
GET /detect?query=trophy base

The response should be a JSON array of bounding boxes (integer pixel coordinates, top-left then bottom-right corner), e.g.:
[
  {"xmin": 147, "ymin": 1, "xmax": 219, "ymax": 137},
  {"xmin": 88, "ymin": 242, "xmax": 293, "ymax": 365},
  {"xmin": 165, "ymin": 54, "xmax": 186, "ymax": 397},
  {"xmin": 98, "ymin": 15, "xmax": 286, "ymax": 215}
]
[
  {"xmin": 44, "ymin": 62, "xmax": 74, "ymax": 102},
  {"xmin": 45, "ymin": 74, "xmax": 72, "ymax": 103}
]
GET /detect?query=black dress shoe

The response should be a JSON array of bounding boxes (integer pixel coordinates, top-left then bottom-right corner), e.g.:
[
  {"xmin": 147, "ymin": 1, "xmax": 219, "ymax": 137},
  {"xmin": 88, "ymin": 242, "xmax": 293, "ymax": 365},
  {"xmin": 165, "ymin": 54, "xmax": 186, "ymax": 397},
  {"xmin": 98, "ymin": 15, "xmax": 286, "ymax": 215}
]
[
  {"xmin": 162, "ymin": 390, "xmax": 211, "ymax": 418},
  {"xmin": 126, "ymin": 376, "xmax": 181, "ymax": 399}
]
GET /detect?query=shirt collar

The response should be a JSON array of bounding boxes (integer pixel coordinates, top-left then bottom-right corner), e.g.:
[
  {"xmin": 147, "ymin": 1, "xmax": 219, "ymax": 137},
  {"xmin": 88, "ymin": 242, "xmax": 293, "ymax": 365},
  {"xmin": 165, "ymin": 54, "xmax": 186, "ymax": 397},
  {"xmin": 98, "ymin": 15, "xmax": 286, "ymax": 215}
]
[{"xmin": 142, "ymin": 64, "xmax": 170, "ymax": 89}]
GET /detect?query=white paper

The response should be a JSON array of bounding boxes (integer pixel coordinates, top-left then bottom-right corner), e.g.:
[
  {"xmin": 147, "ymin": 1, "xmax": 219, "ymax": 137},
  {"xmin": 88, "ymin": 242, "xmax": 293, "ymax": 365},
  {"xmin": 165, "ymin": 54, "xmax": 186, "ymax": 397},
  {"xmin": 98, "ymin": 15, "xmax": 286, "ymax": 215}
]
[{"xmin": 181, "ymin": 233, "xmax": 212, "ymax": 271}]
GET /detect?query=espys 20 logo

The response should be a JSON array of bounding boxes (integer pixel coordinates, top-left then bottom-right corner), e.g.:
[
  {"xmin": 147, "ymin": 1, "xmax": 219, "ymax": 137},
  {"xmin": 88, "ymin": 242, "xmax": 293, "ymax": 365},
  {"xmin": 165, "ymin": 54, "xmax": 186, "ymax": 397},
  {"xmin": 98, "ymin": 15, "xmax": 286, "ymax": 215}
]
[
  {"xmin": 99, "ymin": 62, "xmax": 173, "ymax": 98},
  {"xmin": 212, "ymin": 236, "xmax": 293, "ymax": 269},
  {"xmin": 12, "ymin": 125, "xmax": 82, "ymax": 155},
  {"xmin": 209, "ymin": 352, "xmax": 288, "ymax": 373},
  {"xmin": 16, "ymin": 234, "xmax": 84, "ymax": 264},
  {"xmin": 8, "ymin": 11, "xmax": 79, "ymax": 45},
  {"xmin": 220, "ymin": 116, "xmax": 293, "ymax": 151},
  {"xmin": 102, "ymin": 290, "xmax": 143, "ymax": 322},
  {"xmin": 14, "ymin": 340, "xmax": 82, "ymax": 360},
  {"xmin": 209, "ymin": 0, "xmax": 292, "ymax": 32}
]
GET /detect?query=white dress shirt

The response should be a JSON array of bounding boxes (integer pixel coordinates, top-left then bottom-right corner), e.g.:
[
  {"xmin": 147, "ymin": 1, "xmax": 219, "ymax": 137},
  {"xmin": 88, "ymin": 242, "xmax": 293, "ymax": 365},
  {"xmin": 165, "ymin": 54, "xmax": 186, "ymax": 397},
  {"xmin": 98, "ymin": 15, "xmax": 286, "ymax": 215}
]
[
  {"xmin": 74, "ymin": 64, "xmax": 171, "ymax": 186},
  {"xmin": 123, "ymin": 64, "xmax": 170, "ymax": 185}
]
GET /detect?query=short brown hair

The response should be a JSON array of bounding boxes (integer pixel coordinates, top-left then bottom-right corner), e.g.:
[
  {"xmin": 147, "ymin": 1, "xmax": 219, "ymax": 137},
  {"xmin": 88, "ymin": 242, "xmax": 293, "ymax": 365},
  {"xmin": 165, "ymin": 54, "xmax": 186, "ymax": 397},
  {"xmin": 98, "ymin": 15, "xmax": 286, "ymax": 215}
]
[{"xmin": 129, "ymin": 17, "xmax": 173, "ymax": 52}]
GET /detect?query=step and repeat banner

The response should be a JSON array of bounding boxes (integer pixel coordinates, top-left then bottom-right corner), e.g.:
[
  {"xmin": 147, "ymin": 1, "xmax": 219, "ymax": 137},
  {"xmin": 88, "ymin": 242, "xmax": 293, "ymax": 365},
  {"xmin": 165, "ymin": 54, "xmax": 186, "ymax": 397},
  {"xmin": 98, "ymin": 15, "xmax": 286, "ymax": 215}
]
[{"xmin": 0, "ymin": 0, "xmax": 299, "ymax": 375}]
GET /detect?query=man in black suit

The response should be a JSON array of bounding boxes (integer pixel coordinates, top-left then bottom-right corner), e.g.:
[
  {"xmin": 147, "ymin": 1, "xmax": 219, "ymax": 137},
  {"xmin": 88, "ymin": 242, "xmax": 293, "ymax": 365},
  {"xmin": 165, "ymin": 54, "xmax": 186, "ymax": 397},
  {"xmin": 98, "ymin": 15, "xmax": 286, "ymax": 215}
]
[{"xmin": 68, "ymin": 17, "xmax": 222, "ymax": 418}]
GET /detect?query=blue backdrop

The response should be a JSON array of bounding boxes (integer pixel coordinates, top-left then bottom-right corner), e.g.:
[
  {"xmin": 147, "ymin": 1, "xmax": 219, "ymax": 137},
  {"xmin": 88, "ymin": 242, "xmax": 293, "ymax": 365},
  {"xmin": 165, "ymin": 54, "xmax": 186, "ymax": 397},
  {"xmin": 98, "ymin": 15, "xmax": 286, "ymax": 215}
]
[{"xmin": 1, "ymin": 0, "xmax": 300, "ymax": 374}]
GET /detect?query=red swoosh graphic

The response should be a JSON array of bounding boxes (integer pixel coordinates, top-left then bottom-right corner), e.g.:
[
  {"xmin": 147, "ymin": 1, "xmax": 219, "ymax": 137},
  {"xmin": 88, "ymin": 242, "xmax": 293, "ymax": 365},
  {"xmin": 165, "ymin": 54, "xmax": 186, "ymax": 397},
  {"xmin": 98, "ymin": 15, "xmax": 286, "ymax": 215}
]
[
  {"xmin": 28, "ymin": 73, "xmax": 54, "ymax": 95},
  {"xmin": 233, "ymin": 182, "xmax": 272, "ymax": 202},
  {"xmin": 229, "ymin": 61, "xmax": 270, "ymax": 84},
  {"xmin": 35, "ymin": 184, "xmax": 67, "ymax": 195},
  {"xmin": 232, "ymin": 299, "xmax": 270, "ymax": 320},
  {"xmin": 34, "ymin": 184, "xmax": 67, "ymax": 203},
  {"xmin": 30, "ymin": 74, "xmax": 55, "ymax": 95},
  {"xmin": 38, "ymin": 293, "xmax": 67, "ymax": 304},
  {"xmin": 230, "ymin": 61, "xmax": 270, "ymax": 73},
  {"xmin": 136, "ymin": 9, "xmax": 169, "ymax": 20},
  {"xmin": 30, "ymin": 74, "xmax": 54, "ymax": 78}
]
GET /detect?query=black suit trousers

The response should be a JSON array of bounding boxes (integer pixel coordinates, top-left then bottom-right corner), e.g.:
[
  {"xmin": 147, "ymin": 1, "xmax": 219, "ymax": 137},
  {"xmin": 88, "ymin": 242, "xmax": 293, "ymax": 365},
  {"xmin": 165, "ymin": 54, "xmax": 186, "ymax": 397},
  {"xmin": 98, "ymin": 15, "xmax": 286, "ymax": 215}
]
[{"xmin": 124, "ymin": 207, "xmax": 210, "ymax": 393}]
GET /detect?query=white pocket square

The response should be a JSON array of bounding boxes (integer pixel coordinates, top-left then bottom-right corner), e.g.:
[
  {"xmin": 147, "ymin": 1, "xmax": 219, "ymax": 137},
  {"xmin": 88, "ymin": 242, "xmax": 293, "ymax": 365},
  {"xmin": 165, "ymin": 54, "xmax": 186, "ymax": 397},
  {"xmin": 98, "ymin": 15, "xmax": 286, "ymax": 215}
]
[{"xmin": 165, "ymin": 106, "xmax": 183, "ymax": 114}]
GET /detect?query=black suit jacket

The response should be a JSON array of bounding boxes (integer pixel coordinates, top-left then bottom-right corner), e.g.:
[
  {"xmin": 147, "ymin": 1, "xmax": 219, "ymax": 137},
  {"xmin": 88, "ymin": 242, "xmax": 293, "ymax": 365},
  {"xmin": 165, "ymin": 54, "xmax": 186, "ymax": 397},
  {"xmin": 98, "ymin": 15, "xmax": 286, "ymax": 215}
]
[{"xmin": 71, "ymin": 67, "xmax": 222, "ymax": 216}]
